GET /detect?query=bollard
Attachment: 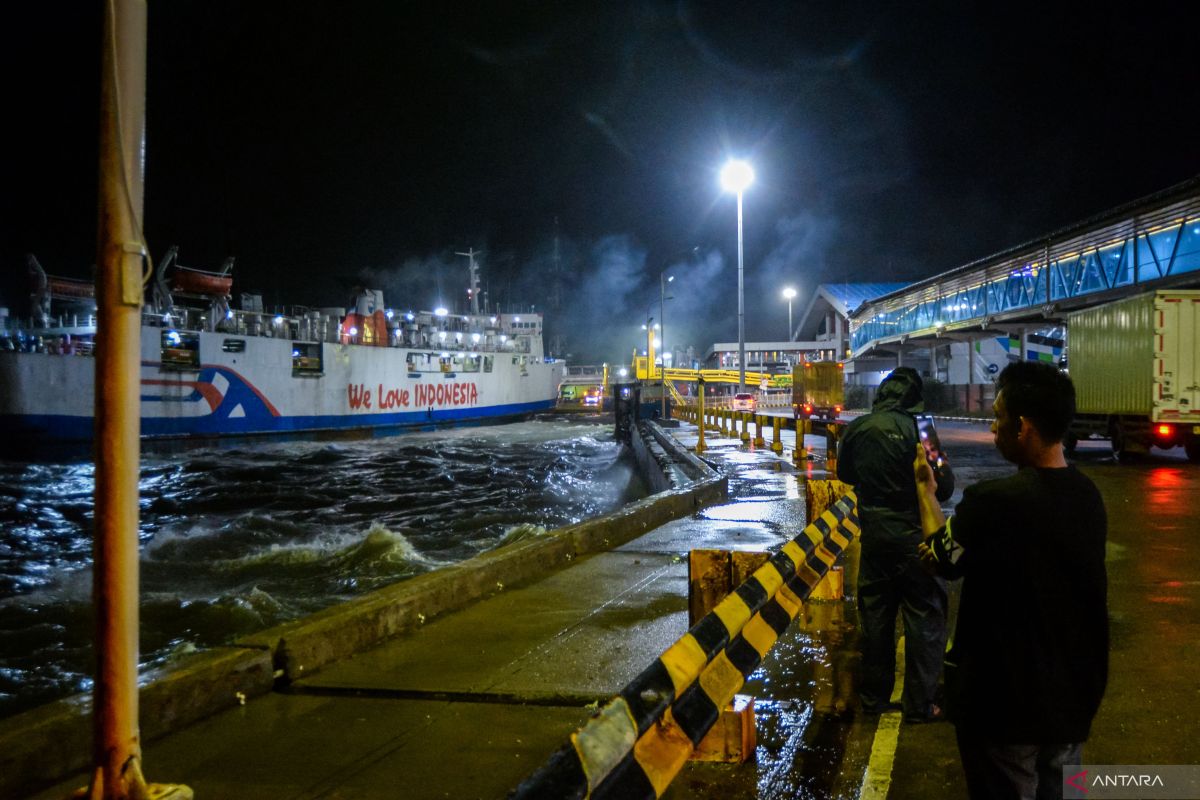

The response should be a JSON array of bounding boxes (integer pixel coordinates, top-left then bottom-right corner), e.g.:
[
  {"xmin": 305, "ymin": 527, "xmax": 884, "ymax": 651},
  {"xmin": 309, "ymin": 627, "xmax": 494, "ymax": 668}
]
[
  {"xmin": 687, "ymin": 549, "xmax": 769, "ymax": 764},
  {"xmin": 696, "ymin": 393, "xmax": 706, "ymax": 454},
  {"xmin": 793, "ymin": 418, "xmax": 808, "ymax": 464},
  {"xmin": 720, "ymin": 409, "xmax": 729, "ymax": 437},
  {"xmin": 826, "ymin": 425, "xmax": 840, "ymax": 474},
  {"xmin": 771, "ymin": 415, "xmax": 783, "ymax": 454},
  {"xmin": 805, "ymin": 478, "xmax": 856, "ymax": 598},
  {"xmin": 753, "ymin": 414, "xmax": 766, "ymax": 448},
  {"xmin": 739, "ymin": 412, "xmax": 750, "ymax": 444}
]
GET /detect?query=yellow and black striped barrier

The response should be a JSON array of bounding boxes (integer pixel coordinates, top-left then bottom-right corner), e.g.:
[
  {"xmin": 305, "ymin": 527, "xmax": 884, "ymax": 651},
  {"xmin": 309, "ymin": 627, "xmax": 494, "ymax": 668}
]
[{"xmin": 511, "ymin": 490, "xmax": 859, "ymax": 799}]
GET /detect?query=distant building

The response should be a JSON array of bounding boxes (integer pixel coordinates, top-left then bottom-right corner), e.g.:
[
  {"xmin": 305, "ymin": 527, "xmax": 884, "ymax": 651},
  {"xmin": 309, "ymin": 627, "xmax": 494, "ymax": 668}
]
[{"xmin": 704, "ymin": 283, "xmax": 907, "ymax": 373}]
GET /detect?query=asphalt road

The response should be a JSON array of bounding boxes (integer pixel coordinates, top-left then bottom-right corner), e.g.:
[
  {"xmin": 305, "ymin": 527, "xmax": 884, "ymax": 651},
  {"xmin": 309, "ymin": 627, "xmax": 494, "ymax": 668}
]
[{"xmin": 867, "ymin": 417, "xmax": 1200, "ymax": 798}]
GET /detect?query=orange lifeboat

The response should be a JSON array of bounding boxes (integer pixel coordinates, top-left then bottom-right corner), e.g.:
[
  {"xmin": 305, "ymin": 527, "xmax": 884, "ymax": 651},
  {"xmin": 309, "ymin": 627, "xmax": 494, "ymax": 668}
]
[
  {"xmin": 45, "ymin": 276, "xmax": 96, "ymax": 300},
  {"xmin": 171, "ymin": 266, "xmax": 233, "ymax": 296}
]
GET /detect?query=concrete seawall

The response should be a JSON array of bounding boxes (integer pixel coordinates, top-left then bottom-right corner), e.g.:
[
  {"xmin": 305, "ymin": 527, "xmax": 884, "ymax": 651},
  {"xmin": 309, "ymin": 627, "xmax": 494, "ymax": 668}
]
[{"xmin": 0, "ymin": 421, "xmax": 725, "ymax": 798}]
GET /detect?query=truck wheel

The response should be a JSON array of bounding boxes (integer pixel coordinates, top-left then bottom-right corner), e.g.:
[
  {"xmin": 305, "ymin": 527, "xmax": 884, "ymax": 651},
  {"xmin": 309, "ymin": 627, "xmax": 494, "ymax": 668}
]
[{"xmin": 1186, "ymin": 439, "xmax": 1200, "ymax": 464}]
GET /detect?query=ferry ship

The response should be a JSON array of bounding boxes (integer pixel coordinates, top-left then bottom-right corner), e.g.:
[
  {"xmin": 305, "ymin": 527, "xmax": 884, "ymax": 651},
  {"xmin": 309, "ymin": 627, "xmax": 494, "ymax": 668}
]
[{"xmin": 0, "ymin": 250, "xmax": 564, "ymax": 455}]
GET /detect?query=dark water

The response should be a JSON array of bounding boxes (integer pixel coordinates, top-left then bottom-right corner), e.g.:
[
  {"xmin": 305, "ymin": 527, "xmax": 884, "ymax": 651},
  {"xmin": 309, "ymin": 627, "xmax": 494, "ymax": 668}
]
[{"xmin": 0, "ymin": 419, "xmax": 643, "ymax": 719}]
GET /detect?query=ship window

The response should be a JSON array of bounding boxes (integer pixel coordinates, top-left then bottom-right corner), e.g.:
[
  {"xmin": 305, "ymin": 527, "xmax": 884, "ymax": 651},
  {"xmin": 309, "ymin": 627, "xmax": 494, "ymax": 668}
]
[
  {"xmin": 291, "ymin": 340, "xmax": 324, "ymax": 374},
  {"xmin": 484, "ymin": 355, "xmax": 493, "ymax": 373},
  {"xmin": 222, "ymin": 338, "xmax": 246, "ymax": 353},
  {"xmin": 161, "ymin": 330, "xmax": 200, "ymax": 369},
  {"xmin": 292, "ymin": 342, "xmax": 322, "ymax": 375},
  {"xmin": 461, "ymin": 355, "xmax": 480, "ymax": 373},
  {"xmin": 407, "ymin": 352, "xmax": 444, "ymax": 372}
]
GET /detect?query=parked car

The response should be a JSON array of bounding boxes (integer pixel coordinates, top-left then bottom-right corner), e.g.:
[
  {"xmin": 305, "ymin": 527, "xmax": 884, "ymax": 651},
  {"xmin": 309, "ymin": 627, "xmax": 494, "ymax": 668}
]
[{"xmin": 731, "ymin": 392, "xmax": 757, "ymax": 412}]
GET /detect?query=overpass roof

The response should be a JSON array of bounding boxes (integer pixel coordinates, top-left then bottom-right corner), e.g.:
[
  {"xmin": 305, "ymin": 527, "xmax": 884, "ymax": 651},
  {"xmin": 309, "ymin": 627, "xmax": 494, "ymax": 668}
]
[
  {"xmin": 849, "ymin": 175, "xmax": 1200, "ymax": 355},
  {"xmin": 794, "ymin": 282, "xmax": 907, "ymax": 341}
]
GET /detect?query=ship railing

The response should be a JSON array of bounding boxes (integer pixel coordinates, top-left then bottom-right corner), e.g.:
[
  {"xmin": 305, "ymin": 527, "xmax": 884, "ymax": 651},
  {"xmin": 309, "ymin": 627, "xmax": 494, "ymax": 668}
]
[
  {"xmin": 2, "ymin": 313, "xmax": 98, "ymax": 333},
  {"xmin": 1, "ymin": 313, "xmax": 100, "ymax": 355},
  {"xmin": 140, "ymin": 304, "xmax": 539, "ymax": 355}
]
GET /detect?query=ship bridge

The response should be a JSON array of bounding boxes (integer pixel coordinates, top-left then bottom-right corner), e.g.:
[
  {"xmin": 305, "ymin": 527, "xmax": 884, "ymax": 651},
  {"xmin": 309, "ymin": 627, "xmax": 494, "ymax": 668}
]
[{"xmin": 850, "ymin": 177, "xmax": 1200, "ymax": 359}]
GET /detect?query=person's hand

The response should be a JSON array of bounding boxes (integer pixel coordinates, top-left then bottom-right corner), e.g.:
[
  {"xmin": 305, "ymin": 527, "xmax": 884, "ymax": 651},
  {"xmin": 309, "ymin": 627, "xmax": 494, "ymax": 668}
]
[
  {"xmin": 917, "ymin": 541, "xmax": 938, "ymax": 575},
  {"xmin": 913, "ymin": 444, "xmax": 937, "ymax": 494}
]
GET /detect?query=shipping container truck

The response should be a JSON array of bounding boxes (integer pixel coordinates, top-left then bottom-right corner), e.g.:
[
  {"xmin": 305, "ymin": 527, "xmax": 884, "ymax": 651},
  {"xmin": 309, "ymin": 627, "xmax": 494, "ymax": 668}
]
[
  {"xmin": 1066, "ymin": 290, "xmax": 1200, "ymax": 462},
  {"xmin": 792, "ymin": 361, "xmax": 844, "ymax": 420}
]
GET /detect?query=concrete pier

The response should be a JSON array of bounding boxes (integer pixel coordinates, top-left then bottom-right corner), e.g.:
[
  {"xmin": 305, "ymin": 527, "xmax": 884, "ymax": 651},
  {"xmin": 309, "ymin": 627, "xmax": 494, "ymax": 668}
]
[{"xmin": 23, "ymin": 417, "xmax": 1200, "ymax": 799}]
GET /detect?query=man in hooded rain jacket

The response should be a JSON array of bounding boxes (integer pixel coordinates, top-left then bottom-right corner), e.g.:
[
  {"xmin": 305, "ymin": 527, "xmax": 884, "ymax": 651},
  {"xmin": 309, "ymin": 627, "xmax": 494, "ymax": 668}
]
[{"xmin": 837, "ymin": 366, "xmax": 953, "ymax": 721}]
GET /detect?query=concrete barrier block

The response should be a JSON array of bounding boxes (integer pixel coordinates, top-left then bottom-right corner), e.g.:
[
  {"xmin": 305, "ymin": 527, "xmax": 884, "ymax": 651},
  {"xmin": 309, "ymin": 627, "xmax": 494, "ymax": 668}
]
[
  {"xmin": 140, "ymin": 646, "xmax": 275, "ymax": 740},
  {"xmin": 0, "ymin": 646, "xmax": 272, "ymax": 799},
  {"xmin": 247, "ymin": 536, "xmax": 580, "ymax": 680},
  {"xmin": 0, "ymin": 694, "xmax": 92, "ymax": 799}
]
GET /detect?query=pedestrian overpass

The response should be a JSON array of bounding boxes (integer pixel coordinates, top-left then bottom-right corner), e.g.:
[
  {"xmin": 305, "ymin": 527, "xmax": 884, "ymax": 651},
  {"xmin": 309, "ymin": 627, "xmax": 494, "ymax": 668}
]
[{"xmin": 850, "ymin": 177, "xmax": 1200, "ymax": 358}]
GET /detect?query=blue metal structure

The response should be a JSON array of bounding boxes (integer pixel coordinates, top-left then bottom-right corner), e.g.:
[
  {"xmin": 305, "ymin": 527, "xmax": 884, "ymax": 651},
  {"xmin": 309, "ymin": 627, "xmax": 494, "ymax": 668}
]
[
  {"xmin": 851, "ymin": 177, "xmax": 1200, "ymax": 355},
  {"xmin": 821, "ymin": 283, "xmax": 910, "ymax": 316}
]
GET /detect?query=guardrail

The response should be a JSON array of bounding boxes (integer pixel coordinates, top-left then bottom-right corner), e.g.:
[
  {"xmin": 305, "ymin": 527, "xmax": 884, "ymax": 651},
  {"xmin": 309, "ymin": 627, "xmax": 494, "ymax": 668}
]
[
  {"xmin": 673, "ymin": 404, "xmax": 846, "ymax": 466},
  {"xmin": 511, "ymin": 488, "xmax": 859, "ymax": 798}
]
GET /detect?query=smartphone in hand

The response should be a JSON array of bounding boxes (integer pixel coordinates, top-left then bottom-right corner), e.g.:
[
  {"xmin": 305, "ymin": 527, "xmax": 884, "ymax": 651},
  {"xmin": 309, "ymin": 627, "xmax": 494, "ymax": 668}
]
[{"xmin": 916, "ymin": 414, "xmax": 945, "ymax": 468}]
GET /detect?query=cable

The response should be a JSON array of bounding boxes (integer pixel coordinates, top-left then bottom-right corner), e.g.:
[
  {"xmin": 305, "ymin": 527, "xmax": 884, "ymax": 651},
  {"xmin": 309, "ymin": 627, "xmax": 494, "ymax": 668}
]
[{"xmin": 105, "ymin": 0, "xmax": 154, "ymax": 289}]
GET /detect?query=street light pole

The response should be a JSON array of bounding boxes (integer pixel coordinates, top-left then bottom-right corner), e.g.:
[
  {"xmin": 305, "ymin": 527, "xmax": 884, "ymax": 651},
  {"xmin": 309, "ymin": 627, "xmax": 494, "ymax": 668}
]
[
  {"xmin": 782, "ymin": 287, "xmax": 797, "ymax": 342},
  {"xmin": 736, "ymin": 188, "xmax": 745, "ymax": 393},
  {"xmin": 660, "ymin": 272, "xmax": 674, "ymax": 418},
  {"xmin": 720, "ymin": 160, "xmax": 754, "ymax": 393}
]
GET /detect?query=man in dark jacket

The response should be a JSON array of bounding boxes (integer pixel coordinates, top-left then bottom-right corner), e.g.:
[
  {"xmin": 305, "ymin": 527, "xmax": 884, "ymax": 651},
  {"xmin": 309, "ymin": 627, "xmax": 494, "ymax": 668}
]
[
  {"xmin": 916, "ymin": 361, "xmax": 1107, "ymax": 799},
  {"xmin": 837, "ymin": 366, "xmax": 953, "ymax": 721}
]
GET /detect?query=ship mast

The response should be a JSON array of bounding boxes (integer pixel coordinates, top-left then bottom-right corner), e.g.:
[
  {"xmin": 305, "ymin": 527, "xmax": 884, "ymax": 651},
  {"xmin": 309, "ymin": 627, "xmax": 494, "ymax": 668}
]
[{"xmin": 456, "ymin": 247, "xmax": 482, "ymax": 316}]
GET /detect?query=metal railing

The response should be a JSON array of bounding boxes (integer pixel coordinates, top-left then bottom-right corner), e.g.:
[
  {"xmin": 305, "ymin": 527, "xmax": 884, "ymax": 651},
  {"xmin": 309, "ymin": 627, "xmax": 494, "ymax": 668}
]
[{"xmin": 851, "ymin": 177, "xmax": 1200, "ymax": 354}]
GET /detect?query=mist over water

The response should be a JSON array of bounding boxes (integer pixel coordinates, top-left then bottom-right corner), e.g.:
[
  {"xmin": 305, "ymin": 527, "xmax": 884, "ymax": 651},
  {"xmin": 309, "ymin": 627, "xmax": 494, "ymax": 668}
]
[{"xmin": 0, "ymin": 419, "xmax": 643, "ymax": 719}]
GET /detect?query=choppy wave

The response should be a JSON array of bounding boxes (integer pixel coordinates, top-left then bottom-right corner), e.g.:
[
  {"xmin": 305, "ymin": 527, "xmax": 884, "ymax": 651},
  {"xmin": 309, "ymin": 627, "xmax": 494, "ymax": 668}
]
[{"xmin": 0, "ymin": 419, "xmax": 645, "ymax": 718}]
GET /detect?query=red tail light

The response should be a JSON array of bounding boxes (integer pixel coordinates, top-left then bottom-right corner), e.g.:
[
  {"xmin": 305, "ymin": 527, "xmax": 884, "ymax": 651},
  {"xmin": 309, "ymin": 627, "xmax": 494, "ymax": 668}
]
[
  {"xmin": 804, "ymin": 404, "xmax": 813, "ymax": 413},
  {"xmin": 1156, "ymin": 424, "xmax": 1172, "ymax": 437},
  {"xmin": 835, "ymin": 406, "xmax": 842, "ymax": 413}
]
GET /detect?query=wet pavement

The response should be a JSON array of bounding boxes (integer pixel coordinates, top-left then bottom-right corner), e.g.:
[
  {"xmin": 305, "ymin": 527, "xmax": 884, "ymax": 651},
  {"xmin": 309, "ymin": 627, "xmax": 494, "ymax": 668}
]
[{"xmin": 35, "ymin": 417, "xmax": 1200, "ymax": 799}]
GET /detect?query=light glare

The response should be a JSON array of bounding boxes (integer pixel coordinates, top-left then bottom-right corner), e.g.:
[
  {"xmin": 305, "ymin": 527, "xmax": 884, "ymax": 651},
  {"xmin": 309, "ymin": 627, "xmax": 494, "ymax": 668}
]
[{"xmin": 720, "ymin": 159, "xmax": 755, "ymax": 193}]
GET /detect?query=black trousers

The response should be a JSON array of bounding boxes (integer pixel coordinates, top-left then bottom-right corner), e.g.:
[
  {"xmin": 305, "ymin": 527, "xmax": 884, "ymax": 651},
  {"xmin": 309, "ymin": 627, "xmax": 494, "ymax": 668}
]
[
  {"xmin": 856, "ymin": 550, "xmax": 948, "ymax": 717},
  {"xmin": 955, "ymin": 728, "xmax": 1083, "ymax": 800}
]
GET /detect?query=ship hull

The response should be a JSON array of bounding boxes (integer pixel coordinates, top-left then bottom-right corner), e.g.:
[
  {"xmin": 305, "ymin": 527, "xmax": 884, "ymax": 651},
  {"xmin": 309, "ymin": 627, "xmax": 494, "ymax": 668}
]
[{"xmin": 0, "ymin": 328, "xmax": 562, "ymax": 452}]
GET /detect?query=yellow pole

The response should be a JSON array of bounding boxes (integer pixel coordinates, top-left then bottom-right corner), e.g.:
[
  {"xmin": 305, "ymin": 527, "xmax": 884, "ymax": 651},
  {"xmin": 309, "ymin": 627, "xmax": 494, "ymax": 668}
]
[
  {"xmin": 826, "ymin": 424, "xmax": 841, "ymax": 473},
  {"xmin": 647, "ymin": 324, "xmax": 655, "ymax": 379},
  {"xmin": 753, "ymin": 414, "xmax": 765, "ymax": 447},
  {"xmin": 771, "ymin": 415, "xmax": 782, "ymax": 454},
  {"xmin": 696, "ymin": 384, "xmax": 706, "ymax": 454},
  {"xmin": 793, "ymin": 418, "xmax": 808, "ymax": 464},
  {"xmin": 740, "ymin": 412, "xmax": 750, "ymax": 444},
  {"xmin": 93, "ymin": 2, "xmax": 181, "ymax": 798},
  {"xmin": 720, "ymin": 408, "xmax": 729, "ymax": 437}
]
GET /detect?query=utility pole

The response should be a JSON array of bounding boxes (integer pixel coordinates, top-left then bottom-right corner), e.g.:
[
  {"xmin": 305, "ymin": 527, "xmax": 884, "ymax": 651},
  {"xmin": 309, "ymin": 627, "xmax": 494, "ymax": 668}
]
[
  {"xmin": 456, "ymin": 248, "xmax": 483, "ymax": 316},
  {"xmin": 93, "ymin": 1, "xmax": 190, "ymax": 797}
]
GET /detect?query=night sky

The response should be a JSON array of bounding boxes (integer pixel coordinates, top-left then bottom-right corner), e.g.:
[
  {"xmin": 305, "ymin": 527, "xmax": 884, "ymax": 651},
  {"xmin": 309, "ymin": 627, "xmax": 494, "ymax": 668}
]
[{"xmin": 5, "ymin": 2, "xmax": 1200, "ymax": 362}]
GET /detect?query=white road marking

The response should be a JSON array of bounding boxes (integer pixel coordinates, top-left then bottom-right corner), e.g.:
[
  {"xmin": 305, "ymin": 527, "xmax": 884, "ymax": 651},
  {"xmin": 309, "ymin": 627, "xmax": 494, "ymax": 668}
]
[{"xmin": 858, "ymin": 635, "xmax": 906, "ymax": 800}]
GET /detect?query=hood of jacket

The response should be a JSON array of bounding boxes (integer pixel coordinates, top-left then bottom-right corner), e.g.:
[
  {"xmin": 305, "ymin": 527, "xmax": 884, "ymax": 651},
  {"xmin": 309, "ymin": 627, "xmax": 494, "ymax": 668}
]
[{"xmin": 871, "ymin": 366, "xmax": 925, "ymax": 415}]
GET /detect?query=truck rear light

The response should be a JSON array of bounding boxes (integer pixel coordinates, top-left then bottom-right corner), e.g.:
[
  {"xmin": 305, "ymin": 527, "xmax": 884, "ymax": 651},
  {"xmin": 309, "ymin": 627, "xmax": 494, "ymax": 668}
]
[
  {"xmin": 804, "ymin": 404, "xmax": 813, "ymax": 413},
  {"xmin": 835, "ymin": 406, "xmax": 842, "ymax": 413},
  {"xmin": 1156, "ymin": 424, "xmax": 1172, "ymax": 437}
]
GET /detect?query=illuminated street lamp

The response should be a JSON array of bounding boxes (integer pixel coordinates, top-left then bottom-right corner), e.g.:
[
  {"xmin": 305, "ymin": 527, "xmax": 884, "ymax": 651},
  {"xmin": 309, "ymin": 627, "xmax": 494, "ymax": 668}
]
[
  {"xmin": 720, "ymin": 159, "xmax": 754, "ymax": 392},
  {"xmin": 782, "ymin": 287, "xmax": 797, "ymax": 342},
  {"xmin": 642, "ymin": 313, "xmax": 659, "ymax": 376},
  {"xmin": 659, "ymin": 272, "xmax": 675, "ymax": 417}
]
